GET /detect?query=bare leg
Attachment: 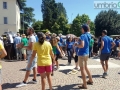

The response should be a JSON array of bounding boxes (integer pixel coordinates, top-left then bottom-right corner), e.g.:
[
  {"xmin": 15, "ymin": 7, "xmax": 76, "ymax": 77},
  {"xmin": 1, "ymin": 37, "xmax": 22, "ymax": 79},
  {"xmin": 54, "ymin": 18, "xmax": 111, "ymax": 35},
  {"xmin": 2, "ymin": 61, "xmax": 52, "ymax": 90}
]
[
  {"xmin": 23, "ymin": 71, "xmax": 31, "ymax": 82},
  {"xmin": 56, "ymin": 60, "xmax": 59, "ymax": 69},
  {"xmin": 105, "ymin": 60, "xmax": 108, "ymax": 72},
  {"xmin": 100, "ymin": 60, "xmax": 106, "ymax": 72},
  {"xmin": 40, "ymin": 73, "xmax": 46, "ymax": 90},
  {"xmin": 75, "ymin": 62, "xmax": 79, "ymax": 68},
  {"xmin": 33, "ymin": 67, "xmax": 37, "ymax": 80},
  {"xmin": 0, "ymin": 85, "xmax": 2, "ymax": 90},
  {"xmin": 80, "ymin": 67, "xmax": 87, "ymax": 88},
  {"xmin": 85, "ymin": 66, "xmax": 93, "ymax": 82},
  {"xmin": 23, "ymin": 54, "xmax": 26, "ymax": 60},
  {"xmin": 46, "ymin": 72, "xmax": 52, "ymax": 90}
]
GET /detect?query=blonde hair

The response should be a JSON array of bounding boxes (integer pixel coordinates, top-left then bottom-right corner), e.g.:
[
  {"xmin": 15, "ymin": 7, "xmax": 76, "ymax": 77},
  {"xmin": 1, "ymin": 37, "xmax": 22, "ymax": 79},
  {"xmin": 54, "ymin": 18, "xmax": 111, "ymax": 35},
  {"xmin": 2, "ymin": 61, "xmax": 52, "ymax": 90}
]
[
  {"xmin": 22, "ymin": 34, "xmax": 26, "ymax": 38},
  {"xmin": 50, "ymin": 37, "xmax": 58, "ymax": 46}
]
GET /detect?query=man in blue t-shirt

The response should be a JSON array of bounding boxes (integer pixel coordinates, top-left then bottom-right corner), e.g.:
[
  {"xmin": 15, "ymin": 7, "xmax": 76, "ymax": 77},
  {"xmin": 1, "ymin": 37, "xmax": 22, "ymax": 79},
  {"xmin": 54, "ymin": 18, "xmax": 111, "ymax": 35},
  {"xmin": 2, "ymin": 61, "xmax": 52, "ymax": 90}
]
[
  {"xmin": 75, "ymin": 24, "xmax": 93, "ymax": 89},
  {"xmin": 100, "ymin": 30, "xmax": 115, "ymax": 78}
]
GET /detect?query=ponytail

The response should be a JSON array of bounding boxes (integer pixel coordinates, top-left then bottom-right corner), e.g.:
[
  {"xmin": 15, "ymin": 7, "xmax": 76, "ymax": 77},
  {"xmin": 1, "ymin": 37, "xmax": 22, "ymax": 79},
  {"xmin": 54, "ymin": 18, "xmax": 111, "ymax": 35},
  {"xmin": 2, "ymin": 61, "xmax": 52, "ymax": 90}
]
[
  {"xmin": 39, "ymin": 37, "xmax": 44, "ymax": 45},
  {"xmin": 37, "ymin": 32, "xmax": 45, "ymax": 45}
]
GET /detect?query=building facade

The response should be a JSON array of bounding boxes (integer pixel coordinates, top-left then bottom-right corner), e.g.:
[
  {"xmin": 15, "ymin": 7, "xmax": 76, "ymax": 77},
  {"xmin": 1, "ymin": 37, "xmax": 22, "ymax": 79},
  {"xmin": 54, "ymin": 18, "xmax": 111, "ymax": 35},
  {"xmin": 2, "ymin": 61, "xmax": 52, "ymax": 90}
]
[{"xmin": 0, "ymin": 0, "xmax": 22, "ymax": 35}]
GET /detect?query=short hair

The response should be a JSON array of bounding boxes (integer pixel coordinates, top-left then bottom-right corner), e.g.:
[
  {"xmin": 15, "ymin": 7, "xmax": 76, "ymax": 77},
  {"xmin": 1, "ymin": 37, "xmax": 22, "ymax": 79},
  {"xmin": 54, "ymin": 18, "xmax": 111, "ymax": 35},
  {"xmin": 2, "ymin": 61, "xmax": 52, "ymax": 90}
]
[
  {"xmin": 28, "ymin": 27, "xmax": 34, "ymax": 33},
  {"xmin": 17, "ymin": 33, "xmax": 20, "ymax": 36},
  {"xmin": 82, "ymin": 24, "xmax": 89, "ymax": 32},
  {"xmin": 102, "ymin": 30, "xmax": 107, "ymax": 35}
]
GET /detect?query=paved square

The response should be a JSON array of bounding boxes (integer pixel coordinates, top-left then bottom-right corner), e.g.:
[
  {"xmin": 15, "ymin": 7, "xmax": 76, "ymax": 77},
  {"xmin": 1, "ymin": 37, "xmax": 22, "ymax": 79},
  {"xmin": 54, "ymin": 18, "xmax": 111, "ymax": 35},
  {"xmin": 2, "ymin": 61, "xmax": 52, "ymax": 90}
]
[{"xmin": 1, "ymin": 58, "xmax": 120, "ymax": 90}]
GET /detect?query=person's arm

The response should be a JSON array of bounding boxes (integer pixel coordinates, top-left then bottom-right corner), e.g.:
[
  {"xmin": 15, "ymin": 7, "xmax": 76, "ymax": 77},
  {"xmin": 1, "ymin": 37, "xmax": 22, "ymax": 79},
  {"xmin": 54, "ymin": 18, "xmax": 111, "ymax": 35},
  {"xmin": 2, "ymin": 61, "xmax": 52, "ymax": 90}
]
[
  {"xmin": 0, "ymin": 44, "xmax": 7, "ymax": 59},
  {"xmin": 76, "ymin": 35, "xmax": 84, "ymax": 48},
  {"xmin": 76, "ymin": 40, "xmax": 84, "ymax": 48},
  {"xmin": 50, "ymin": 49, "xmax": 55, "ymax": 64},
  {"xmin": 23, "ymin": 37, "xmax": 33, "ymax": 50},
  {"xmin": 100, "ymin": 39, "xmax": 104, "ymax": 50},
  {"xmin": 56, "ymin": 45, "xmax": 63, "ymax": 56},
  {"xmin": 111, "ymin": 41, "xmax": 115, "ymax": 49}
]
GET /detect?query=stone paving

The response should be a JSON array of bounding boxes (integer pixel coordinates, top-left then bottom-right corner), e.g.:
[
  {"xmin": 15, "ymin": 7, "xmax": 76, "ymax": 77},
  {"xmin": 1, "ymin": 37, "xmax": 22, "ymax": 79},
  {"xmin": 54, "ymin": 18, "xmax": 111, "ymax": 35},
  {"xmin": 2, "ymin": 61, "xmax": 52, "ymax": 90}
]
[{"xmin": 1, "ymin": 57, "xmax": 120, "ymax": 90}]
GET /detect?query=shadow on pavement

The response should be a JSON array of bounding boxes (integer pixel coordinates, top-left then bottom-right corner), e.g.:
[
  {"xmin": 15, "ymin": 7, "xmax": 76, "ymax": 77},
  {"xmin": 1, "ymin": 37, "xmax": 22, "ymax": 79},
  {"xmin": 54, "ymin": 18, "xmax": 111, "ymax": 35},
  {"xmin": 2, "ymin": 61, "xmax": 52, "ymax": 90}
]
[
  {"xmin": 78, "ymin": 74, "xmax": 101, "ymax": 78},
  {"xmin": 19, "ymin": 68, "xmax": 26, "ymax": 71},
  {"xmin": 59, "ymin": 64, "xmax": 66, "ymax": 66},
  {"xmin": 59, "ymin": 69, "xmax": 72, "ymax": 74},
  {"xmin": 2, "ymin": 83, "xmax": 20, "ymax": 89},
  {"xmin": 29, "ymin": 74, "xmax": 40, "ymax": 77},
  {"xmin": 46, "ymin": 84, "xmax": 80, "ymax": 90}
]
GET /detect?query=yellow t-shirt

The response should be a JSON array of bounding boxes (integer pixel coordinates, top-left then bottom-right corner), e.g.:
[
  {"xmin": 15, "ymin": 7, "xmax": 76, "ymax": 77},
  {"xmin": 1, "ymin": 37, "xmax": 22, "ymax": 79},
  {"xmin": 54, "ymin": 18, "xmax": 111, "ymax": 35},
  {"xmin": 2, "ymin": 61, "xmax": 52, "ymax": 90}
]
[
  {"xmin": 33, "ymin": 41, "xmax": 52, "ymax": 66},
  {"xmin": 0, "ymin": 42, "xmax": 4, "ymax": 69}
]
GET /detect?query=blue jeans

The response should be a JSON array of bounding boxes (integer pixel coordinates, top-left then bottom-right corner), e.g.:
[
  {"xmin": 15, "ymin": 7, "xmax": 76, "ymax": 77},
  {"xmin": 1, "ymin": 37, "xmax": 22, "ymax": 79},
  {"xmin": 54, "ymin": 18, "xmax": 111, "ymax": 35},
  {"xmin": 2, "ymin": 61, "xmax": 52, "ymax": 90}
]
[
  {"xmin": 15, "ymin": 48, "xmax": 22, "ymax": 60},
  {"xmin": 67, "ymin": 48, "xmax": 73, "ymax": 64}
]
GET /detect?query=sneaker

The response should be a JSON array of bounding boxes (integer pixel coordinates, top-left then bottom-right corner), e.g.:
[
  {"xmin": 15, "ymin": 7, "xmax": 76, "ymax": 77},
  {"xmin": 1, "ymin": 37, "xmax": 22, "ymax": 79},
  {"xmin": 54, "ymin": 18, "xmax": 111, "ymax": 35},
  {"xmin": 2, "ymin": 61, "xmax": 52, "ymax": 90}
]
[
  {"xmin": 102, "ymin": 72, "xmax": 108, "ymax": 78},
  {"xmin": 16, "ymin": 82, "xmax": 27, "ymax": 88},
  {"xmin": 74, "ymin": 67, "xmax": 79, "ymax": 70},
  {"xmin": 30, "ymin": 79, "xmax": 37, "ymax": 84}
]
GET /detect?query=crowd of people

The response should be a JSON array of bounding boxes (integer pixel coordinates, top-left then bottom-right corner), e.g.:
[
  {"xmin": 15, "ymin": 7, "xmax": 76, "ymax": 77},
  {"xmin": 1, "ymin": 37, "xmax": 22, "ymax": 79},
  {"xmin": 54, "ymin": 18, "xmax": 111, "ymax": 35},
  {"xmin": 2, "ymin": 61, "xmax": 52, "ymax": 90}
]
[{"xmin": 0, "ymin": 24, "xmax": 119, "ymax": 89}]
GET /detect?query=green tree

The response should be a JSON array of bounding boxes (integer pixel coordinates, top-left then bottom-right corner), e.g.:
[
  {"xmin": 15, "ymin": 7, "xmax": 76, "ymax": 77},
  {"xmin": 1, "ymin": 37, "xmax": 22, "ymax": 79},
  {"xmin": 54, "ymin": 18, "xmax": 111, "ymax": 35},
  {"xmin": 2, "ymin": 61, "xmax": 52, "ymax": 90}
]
[
  {"xmin": 71, "ymin": 14, "xmax": 95, "ymax": 36},
  {"xmin": 51, "ymin": 22, "xmax": 60, "ymax": 34},
  {"xmin": 41, "ymin": 0, "xmax": 67, "ymax": 32},
  {"xmin": 95, "ymin": 10, "xmax": 120, "ymax": 37},
  {"xmin": 41, "ymin": 0, "xmax": 58, "ymax": 30},
  {"xmin": 70, "ymin": 14, "xmax": 82, "ymax": 36},
  {"xmin": 32, "ymin": 20, "xmax": 43, "ymax": 31},
  {"xmin": 57, "ymin": 13, "xmax": 69, "ymax": 35},
  {"xmin": 89, "ymin": 21, "xmax": 95, "ymax": 35},
  {"xmin": 57, "ymin": 3, "xmax": 67, "ymax": 18},
  {"xmin": 20, "ymin": 0, "xmax": 35, "ymax": 29}
]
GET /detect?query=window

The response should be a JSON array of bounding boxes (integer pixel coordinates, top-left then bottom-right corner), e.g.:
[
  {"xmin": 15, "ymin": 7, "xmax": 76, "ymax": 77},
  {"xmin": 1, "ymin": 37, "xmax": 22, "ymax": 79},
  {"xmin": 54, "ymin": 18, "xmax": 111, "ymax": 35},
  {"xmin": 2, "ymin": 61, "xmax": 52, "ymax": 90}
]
[
  {"xmin": 4, "ymin": 17, "xmax": 8, "ymax": 24},
  {"xmin": 3, "ymin": 2, "xmax": 7, "ymax": 9}
]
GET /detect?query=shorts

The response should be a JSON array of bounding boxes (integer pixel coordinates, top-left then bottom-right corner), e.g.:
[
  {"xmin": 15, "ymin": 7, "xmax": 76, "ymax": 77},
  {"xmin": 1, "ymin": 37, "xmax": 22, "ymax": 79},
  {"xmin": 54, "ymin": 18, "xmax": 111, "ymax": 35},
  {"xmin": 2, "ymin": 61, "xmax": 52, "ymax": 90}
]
[
  {"xmin": 22, "ymin": 48, "xmax": 26, "ymax": 54},
  {"xmin": 37, "ymin": 65, "xmax": 52, "ymax": 73},
  {"xmin": 78, "ymin": 56, "xmax": 88, "ymax": 67},
  {"xmin": 55, "ymin": 54, "xmax": 59, "ymax": 61},
  {"xmin": 0, "ymin": 69, "xmax": 1, "ymax": 84},
  {"xmin": 74, "ymin": 55, "xmax": 78, "ymax": 63},
  {"xmin": 26, "ymin": 55, "xmax": 37, "ymax": 71},
  {"xmin": 100, "ymin": 53, "xmax": 110, "ymax": 61}
]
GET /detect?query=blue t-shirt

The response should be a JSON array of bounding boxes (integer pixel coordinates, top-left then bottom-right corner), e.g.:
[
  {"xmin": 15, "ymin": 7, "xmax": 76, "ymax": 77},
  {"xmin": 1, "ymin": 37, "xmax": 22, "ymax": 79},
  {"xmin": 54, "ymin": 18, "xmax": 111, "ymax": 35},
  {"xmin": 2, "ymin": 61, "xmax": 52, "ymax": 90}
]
[
  {"xmin": 67, "ymin": 41, "xmax": 74, "ymax": 49},
  {"xmin": 60, "ymin": 37, "xmax": 63, "ymax": 43},
  {"xmin": 56, "ymin": 42, "xmax": 62, "ymax": 54},
  {"xmin": 101, "ymin": 35, "xmax": 113, "ymax": 53},
  {"xmin": 115, "ymin": 39, "xmax": 120, "ymax": 47},
  {"xmin": 46, "ymin": 36, "xmax": 50, "ymax": 41},
  {"xmin": 78, "ymin": 33, "xmax": 91, "ymax": 56},
  {"xmin": 35, "ymin": 35, "xmax": 38, "ymax": 42}
]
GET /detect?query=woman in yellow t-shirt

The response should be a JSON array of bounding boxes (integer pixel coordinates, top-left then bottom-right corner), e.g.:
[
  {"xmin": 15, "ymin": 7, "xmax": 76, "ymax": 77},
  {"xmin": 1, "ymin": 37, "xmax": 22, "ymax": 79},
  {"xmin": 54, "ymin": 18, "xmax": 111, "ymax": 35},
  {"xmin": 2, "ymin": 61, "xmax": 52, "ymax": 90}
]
[
  {"xmin": 27, "ymin": 32, "xmax": 55, "ymax": 90},
  {"xmin": 0, "ymin": 41, "xmax": 7, "ymax": 90}
]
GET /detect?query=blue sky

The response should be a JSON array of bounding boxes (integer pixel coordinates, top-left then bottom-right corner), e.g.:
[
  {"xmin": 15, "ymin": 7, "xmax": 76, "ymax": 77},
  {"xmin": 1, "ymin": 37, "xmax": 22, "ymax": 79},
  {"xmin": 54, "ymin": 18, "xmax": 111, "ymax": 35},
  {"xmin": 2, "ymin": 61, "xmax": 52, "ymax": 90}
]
[{"xmin": 26, "ymin": 0, "xmax": 120, "ymax": 23}]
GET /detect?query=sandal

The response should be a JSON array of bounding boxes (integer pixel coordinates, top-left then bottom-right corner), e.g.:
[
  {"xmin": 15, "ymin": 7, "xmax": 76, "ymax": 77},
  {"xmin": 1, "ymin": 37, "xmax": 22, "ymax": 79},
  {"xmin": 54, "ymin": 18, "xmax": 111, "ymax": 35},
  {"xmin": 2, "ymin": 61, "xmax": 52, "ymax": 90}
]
[
  {"xmin": 87, "ymin": 80, "xmax": 93, "ymax": 85},
  {"xmin": 78, "ymin": 84, "xmax": 87, "ymax": 89}
]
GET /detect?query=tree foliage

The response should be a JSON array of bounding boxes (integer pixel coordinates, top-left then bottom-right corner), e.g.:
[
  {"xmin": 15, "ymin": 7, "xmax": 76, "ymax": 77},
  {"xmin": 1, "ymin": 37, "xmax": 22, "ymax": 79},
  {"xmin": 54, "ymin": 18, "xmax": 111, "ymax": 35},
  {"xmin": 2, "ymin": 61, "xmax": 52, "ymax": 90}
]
[
  {"xmin": 95, "ymin": 10, "xmax": 120, "ymax": 37},
  {"xmin": 41, "ymin": 0, "xmax": 67, "ymax": 32},
  {"xmin": 70, "ymin": 14, "xmax": 93, "ymax": 36},
  {"xmin": 20, "ymin": 0, "xmax": 35, "ymax": 29},
  {"xmin": 32, "ymin": 21, "xmax": 43, "ymax": 31},
  {"xmin": 41, "ymin": 0, "xmax": 57, "ymax": 30},
  {"xmin": 57, "ymin": 3, "xmax": 67, "ymax": 18}
]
